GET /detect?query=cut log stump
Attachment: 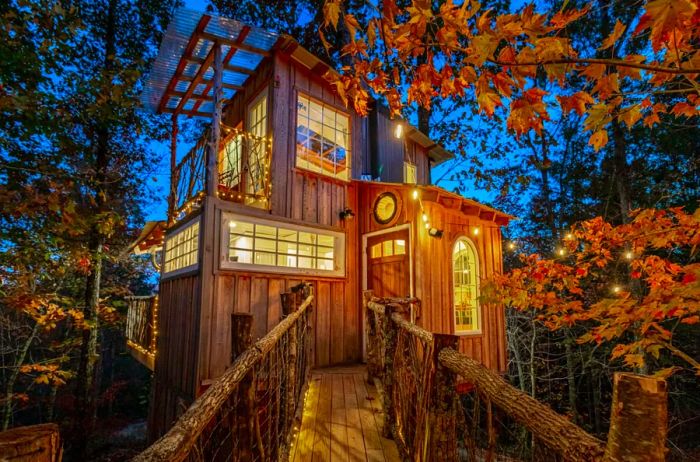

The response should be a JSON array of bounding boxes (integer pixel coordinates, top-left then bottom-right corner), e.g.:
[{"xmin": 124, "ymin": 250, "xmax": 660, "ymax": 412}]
[{"xmin": 0, "ymin": 423, "xmax": 61, "ymax": 462}]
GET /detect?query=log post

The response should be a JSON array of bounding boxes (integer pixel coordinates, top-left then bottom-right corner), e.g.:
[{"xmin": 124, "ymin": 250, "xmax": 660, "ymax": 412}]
[
  {"xmin": 426, "ymin": 334, "xmax": 460, "ymax": 462},
  {"xmin": 231, "ymin": 313, "xmax": 254, "ymax": 361},
  {"xmin": 0, "ymin": 423, "xmax": 61, "ymax": 462},
  {"xmin": 230, "ymin": 313, "xmax": 254, "ymax": 461},
  {"xmin": 280, "ymin": 289, "xmax": 299, "ymax": 460},
  {"xmin": 604, "ymin": 372, "xmax": 668, "ymax": 462},
  {"xmin": 364, "ymin": 291, "xmax": 381, "ymax": 381},
  {"xmin": 381, "ymin": 303, "xmax": 401, "ymax": 438}
]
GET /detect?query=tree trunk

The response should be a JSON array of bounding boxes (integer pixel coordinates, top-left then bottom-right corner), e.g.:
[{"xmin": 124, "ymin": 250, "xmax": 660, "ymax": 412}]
[
  {"xmin": 604, "ymin": 373, "xmax": 668, "ymax": 461},
  {"xmin": 2, "ymin": 323, "xmax": 40, "ymax": 430},
  {"xmin": 564, "ymin": 339, "xmax": 578, "ymax": 424}
]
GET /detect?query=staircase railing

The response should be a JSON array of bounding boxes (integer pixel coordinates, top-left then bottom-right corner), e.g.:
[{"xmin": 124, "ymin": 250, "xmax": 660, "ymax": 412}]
[
  {"xmin": 135, "ymin": 289, "xmax": 313, "ymax": 462},
  {"xmin": 364, "ymin": 291, "xmax": 665, "ymax": 462}
]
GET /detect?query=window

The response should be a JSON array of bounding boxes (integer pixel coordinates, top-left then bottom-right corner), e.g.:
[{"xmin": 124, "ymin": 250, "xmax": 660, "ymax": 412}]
[
  {"xmin": 222, "ymin": 213, "xmax": 345, "ymax": 276},
  {"xmin": 404, "ymin": 162, "xmax": 417, "ymax": 184},
  {"xmin": 296, "ymin": 94, "xmax": 351, "ymax": 181},
  {"xmin": 220, "ymin": 130, "xmax": 243, "ymax": 190},
  {"xmin": 369, "ymin": 239, "xmax": 406, "ymax": 259},
  {"xmin": 163, "ymin": 219, "xmax": 200, "ymax": 274},
  {"xmin": 453, "ymin": 238, "xmax": 480, "ymax": 333},
  {"xmin": 246, "ymin": 90, "xmax": 269, "ymax": 203}
]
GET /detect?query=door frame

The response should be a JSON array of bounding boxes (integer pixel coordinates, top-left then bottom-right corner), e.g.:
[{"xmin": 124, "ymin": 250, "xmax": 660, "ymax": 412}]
[{"xmin": 361, "ymin": 223, "xmax": 414, "ymax": 360}]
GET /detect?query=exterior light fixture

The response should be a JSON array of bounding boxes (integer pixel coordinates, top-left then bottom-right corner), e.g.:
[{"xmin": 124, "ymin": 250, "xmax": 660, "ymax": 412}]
[
  {"xmin": 394, "ymin": 122, "xmax": 404, "ymax": 139},
  {"xmin": 428, "ymin": 227, "xmax": 443, "ymax": 238},
  {"xmin": 472, "ymin": 227, "xmax": 480, "ymax": 236},
  {"xmin": 422, "ymin": 213, "xmax": 429, "ymax": 222},
  {"xmin": 339, "ymin": 207, "xmax": 355, "ymax": 220}
]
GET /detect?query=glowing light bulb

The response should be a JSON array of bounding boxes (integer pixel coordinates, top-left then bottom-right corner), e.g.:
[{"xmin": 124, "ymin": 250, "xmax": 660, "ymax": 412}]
[
  {"xmin": 473, "ymin": 227, "xmax": 480, "ymax": 236},
  {"xmin": 624, "ymin": 251, "xmax": 633, "ymax": 260},
  {"xmin": 508, "ymin": 242, "xmax": 516, "ymax": 250},
  {"xmin": 612, "ymin": 285, "xmax": 622, "ymax": 294},
  {"xmin": 425, "ymin": 223, "xmax": 430, "ymax": 229},
  {"xmin": 412, "ymin": 189, "xmax": 419, "ymax": 200},
  {"xmin": 422, "ymin": 213, "xmax": 428, "ymax": 222},
  {"xmin": 557, "ymin": 248, "xmax": 565, "ymax": 256},
  {"xmin": 565, "ymin": 233, "xmax": 573, "ymax": 240},
  {"xmin": 394, "ymin": 123, "xmax": 404, "ymax": 139}
]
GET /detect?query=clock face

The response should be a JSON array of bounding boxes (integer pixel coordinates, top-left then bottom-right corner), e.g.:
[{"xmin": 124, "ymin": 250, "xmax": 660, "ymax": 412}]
[{"xmin": 373, "ymin": 192, "xmax": 398, "ymax": 225}]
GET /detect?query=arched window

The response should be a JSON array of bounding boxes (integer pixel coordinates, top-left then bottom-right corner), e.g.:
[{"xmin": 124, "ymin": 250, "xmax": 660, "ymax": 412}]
[{"xmin": 453, "ymin": 238, "xmax": 480, "ymax": 333}]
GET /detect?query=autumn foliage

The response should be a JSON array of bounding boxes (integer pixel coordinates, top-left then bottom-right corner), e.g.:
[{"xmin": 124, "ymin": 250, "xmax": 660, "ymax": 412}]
[
  {"xmin": 322, "ymin": 0, "xmax": 699, "ymax": 151},
  {"xmin": 483, "ymin": 208, "xmax": 700, "ymax": 376}
]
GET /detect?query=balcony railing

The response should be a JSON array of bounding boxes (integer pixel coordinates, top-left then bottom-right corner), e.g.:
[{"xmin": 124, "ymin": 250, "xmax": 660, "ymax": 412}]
[
  {"xmin": 125, "ymin": 295, "xmax": 158, "ymax": 370},
  {"xmin": 171, "ymin": 127, "xmax": 272, "ymax": 222}
]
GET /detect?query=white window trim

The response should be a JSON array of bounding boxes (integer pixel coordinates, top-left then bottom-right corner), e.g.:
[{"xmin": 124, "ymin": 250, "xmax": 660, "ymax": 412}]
[
  {"xmin": 220, "ymin": 212, "xmax": 346, "ymax": 277},
  {"xmin": 162, "ymin": 217, "xmax": 200, "ymax": 277},
  {"xmin": 453, "ymin": 236, "xmax": 482, "ymax": 336}
]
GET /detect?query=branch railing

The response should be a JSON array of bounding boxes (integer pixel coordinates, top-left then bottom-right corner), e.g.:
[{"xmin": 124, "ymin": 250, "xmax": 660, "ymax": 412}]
[
  {"xmin": 364, "ymin": 291, "xmax": 667, "ymax": 462},
  {"xmin": 170, "ymin": 126, "xmax": 272, "ymax": 222},
  {"xmin": 135, "ymin": 286, "xmax": 313, "ymax": 462},
  {"xmin": 125, "ymin": 295, "xmax": 158, "ymax": 361}
]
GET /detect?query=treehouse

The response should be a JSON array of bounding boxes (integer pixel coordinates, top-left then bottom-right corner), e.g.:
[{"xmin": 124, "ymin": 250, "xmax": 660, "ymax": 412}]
[{"xmin": 130, "ymin": 8, "xmax": 513, "ymax": 440}]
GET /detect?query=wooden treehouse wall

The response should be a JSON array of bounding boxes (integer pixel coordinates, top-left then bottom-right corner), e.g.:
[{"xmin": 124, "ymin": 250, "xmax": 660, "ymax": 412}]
[
  {"xmin": 358, "ymin": 182, "xmax": 508, "ymax": 373},
  {"xmin": 149, "ymin": 272, "xmax": 201, "ymax": 441}
]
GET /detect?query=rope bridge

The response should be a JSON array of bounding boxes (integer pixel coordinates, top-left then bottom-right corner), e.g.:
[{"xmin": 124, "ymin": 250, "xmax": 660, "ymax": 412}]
[{"xmin": 134, "ymin": 285, "xmax": 313, "ymax": 462}]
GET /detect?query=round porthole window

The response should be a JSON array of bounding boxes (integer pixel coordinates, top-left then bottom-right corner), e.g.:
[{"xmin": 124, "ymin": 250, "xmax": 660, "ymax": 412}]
[{"xmin": 373, "ymin": 192, "xmax": 398, "ymax": 225}]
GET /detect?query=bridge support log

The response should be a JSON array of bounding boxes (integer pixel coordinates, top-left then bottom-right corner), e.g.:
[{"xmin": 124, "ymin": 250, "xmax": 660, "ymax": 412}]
[
  {"xmin": 604, "ymin": 373, "xmax": 667, "ymax": 462},
  {"xmin": 381, "ymin": 303, "xmax": 403, "ymax": 438},
  {"xmin": 426, "ymin": 334, "xmax": 460, "ymax": 462}
]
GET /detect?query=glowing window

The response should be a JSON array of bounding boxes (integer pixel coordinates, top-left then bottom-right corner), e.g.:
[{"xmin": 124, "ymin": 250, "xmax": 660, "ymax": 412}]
[
  {"xmin": 296, "ymin": 94, "xmax": 351, "ymax": 181},
  {"xmin": 453, "ymin": 238, "xmax": 480, "ymax": 333},
  {"xmin": 222, "ymin": 213, "xmax": 345, "ymax": 277},
  {"xmin": 163, "ymin": 219, "xmax": 199, "ymax": 274}
]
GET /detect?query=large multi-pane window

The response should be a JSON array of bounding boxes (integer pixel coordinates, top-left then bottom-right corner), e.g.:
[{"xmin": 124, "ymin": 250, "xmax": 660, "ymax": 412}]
[
  {"xmin": 453, "ymin": 238, "xmax": 480, "ymax": 333},
  {"xmin": 296, "ymin": 94, "xmax": 351, "ymax": 181},
  {"xmin": 163, "ymin": 219, "xmax": 200, "ymax": 274},
  {"xmin": 221, "ymin": 213, "xmax": 345, "ymax": 276},
  {"xmin": 246, "ymin": 90, "xmax": 268, "ymax": 201}
]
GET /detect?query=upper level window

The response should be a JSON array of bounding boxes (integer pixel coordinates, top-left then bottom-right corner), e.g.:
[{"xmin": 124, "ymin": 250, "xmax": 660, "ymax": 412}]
[
  {"xmin": 246, "ymin": 90, "xmax": 269, "ymax": 204},
  {"xmin": 453, "ymin": 238, "xmax": 480, "ymax": 334},
  {"xmin": 404, "ymin": 162, "xmax": 417, "ymax": 184},
  {"xmin": 163, "ymin": 219, "xmax": 200, "ymax": 275},
  {"xmin": 296, "ymin": 94, "xmax": 351, "ymax": 181},
  {"xmin": 221, "ymin": 213, "xmax": 345, "ymax": 277}
]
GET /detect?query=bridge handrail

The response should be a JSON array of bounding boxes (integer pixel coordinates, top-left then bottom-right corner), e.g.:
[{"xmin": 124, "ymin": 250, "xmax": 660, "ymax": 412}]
[
  {"xmin": 134, "ymin": 293, "xmax": 314, "ymax": 462},
  {"xmin": 364, "ymin": 292, "xmax": 608, "ymax": 462}
]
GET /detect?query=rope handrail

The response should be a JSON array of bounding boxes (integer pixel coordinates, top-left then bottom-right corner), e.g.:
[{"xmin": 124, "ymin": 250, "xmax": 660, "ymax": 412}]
[{"xmin": 134, "ymin": 294, "xmax": 314, "ymax": 462}]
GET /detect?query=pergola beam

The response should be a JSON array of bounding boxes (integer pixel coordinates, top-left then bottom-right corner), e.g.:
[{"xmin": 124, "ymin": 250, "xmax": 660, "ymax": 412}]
[
  {"xmin": 186, "ymin": 55, "xmax": 255, "ymax": 75},
  {"xmin": 199, "ymin": 31, "xmax": 271, "ymax": 57}
]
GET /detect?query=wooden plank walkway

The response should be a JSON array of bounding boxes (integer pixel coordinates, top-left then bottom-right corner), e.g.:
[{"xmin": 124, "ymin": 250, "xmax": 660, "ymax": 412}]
[{"xmin": 289, "ymin": 365, "xmax": 401, "ymax": 462}]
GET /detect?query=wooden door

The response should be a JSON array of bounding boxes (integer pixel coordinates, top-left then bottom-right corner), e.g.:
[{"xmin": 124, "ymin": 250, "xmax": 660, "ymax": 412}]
[{"xmin": 366, "ymin": 229, "xmax": 410, "ymax": 298}]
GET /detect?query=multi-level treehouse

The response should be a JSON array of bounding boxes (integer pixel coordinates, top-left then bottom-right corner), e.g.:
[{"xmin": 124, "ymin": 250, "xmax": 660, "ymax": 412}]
[{"xmin": 126, "ymin": 8, "xmax": 512, "ymax": 439}]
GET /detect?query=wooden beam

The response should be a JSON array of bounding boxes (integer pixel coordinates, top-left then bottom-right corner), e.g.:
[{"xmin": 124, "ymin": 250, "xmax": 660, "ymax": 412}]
[
  {"xmin": 461, "ymin": 203, "xmax": 480, "ymax": 216},
  {"xmin": 186, "ymin": 55, "xmax": 255, "ymax": 75},
  {"xmin": 199, "ymin": 31, "xmax": 271, "ymax": 57},
  {"xmin": 192, "ymin": 26, "xmax": 250, "ymax": 114},
  {"xmin": 172, "ymin": 43, "xmax": 217, "ymax": 116},
  {"xmin": 162, "ymin": 107, "xmax": 213, "ymax": 118},
  {"xmin": 169, "ymin": 90, "xmax": 214, "ymax": 102},
  {"xmin": 157, "ymin": 15, "xmax": 211, "ymax": 114},
  {"xmin": 207, "ymin": 43, "xmax": 223, "ymax": 197},
  {"xmin": 479, "ymin": 210, "xmax": 496, "ymax": 221},
  {"xmin": 177, "ymin": 75, "xmax": 243, "ymax": 91}
]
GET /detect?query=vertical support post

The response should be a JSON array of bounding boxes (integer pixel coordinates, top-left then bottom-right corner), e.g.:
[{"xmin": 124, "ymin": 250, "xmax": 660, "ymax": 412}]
[
  {"xmin": 604, "ymin": 373, "xmax": 668, "ymax": 461},
  {"xmin": 426, "ymin": 333, "xmax": 459, "ymax": 462},
  {"xmin": 364, "ymin": 291, "xmax": 381, "ymax": 381},
  {"xmin": 281, "ymin": 289, "xmax": 299, "ymax": 453},
  {"xmin": 230, "ymin": 313, "xmax": 254, "ymax": 461},
  {"xmin": 168, "ymin": 116, "xmax": 178, "ymax": 223},
  {"xmin": 381, "ymin": 303, "xmax": 400, "ymax": 438},
  {"xmin": 207, "ymin": 42, "xmax": 223, "ymax": 198}
]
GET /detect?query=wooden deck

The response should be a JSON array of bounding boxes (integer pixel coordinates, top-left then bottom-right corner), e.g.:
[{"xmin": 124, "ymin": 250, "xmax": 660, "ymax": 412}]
[{"xmin": 289, "ymin": 365, "xmax": 401, "ymax": 462}]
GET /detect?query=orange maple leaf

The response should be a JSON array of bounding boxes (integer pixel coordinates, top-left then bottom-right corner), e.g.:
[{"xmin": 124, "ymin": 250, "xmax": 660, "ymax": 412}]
[
  {"xmin": 557, "ymin": 91, "xmax": 594, "ymax": 116},
  {"xmin": 634, "ymin": 0, "xmax": 697, "ymax": 52},
  {"xmin": 588, "ymin": 130, "xmax": 609, "ymax": 152},
  {"xmin": 599, "ymin": 20, "xmax": 627, "ymax": 50}
]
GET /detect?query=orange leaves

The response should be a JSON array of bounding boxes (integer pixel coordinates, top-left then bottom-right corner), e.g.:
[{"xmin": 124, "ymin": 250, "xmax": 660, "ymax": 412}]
[
  {"xmin": 557, "ymin": 91, "xmax": 594, "ymax": 116},
  {"xmin": 507, "ymin": 88, "xmax": 550, "ymax": 137},
  {"xmin": 549, "ymin": 5, "xmax": 590, "ymax": 30},
  {"xmin": 588, "ymin": 130, "xmax": 608, "ymax": 152},
  {"xmin": 634, "ymin": 0, "xmax": 697, "ymax": 51},
  {"xmin": 475, "ymin": 73, "xmax": 502, "ymax": 116},
  {"xmin": 485, "ymin": 208, "xmax": 700, "ymax": 375},
  {"xmin": 599, "ymin": 20, "xmax": 627, "ymax": 50},
  {"xmin": 323, "ymin": 0, "xmax": 341, "ymax": 29}
]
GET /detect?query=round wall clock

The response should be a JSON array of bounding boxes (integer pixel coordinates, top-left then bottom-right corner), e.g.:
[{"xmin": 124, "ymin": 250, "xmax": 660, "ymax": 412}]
[{"xmin": 373, "ymin": 192, "xmax": 398, "ymax": 225}]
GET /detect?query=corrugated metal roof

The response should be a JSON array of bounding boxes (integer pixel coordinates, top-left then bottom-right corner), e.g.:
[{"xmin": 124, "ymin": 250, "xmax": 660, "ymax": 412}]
[{"xmin": 141, "ymin": 8, "xmax": 278, "ymax": 116}]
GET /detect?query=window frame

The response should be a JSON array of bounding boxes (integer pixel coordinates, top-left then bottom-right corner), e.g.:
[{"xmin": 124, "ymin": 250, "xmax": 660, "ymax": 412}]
[
  {"xmin": 245, "ymin": 88, "xmax": 270, "ymax": 205},
  {"xmin": 452, "ymin": 236, "xmax": 481, "ymax": 335},
  {"xmin": 220, "ymin": 212, "xmax": 346, "ymax": 277},
  {"xmin": 162, "ymin": 217, "xmax": 200, "ymax": 277},
  {"xmin": 294, "ymin": 91, "xmax": 352, "ymax": 182}
]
